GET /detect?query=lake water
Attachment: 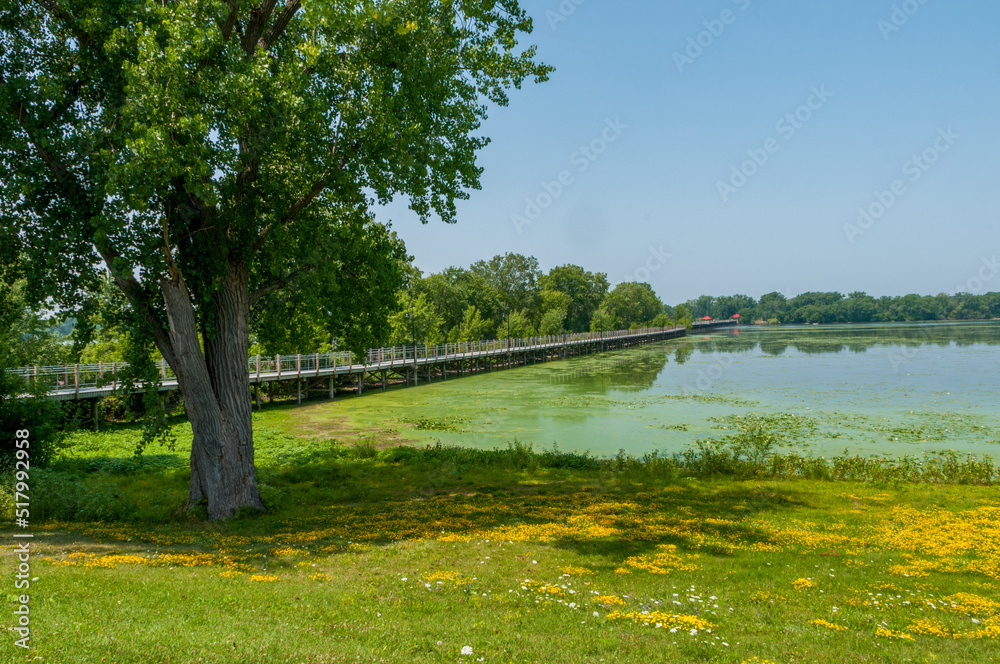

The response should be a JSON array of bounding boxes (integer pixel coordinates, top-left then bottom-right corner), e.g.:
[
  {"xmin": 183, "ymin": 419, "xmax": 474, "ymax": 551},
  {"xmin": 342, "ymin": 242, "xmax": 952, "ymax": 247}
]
[{"xmin": 332, "ymin": 322, "xmax": 1000, "ymax": 458}]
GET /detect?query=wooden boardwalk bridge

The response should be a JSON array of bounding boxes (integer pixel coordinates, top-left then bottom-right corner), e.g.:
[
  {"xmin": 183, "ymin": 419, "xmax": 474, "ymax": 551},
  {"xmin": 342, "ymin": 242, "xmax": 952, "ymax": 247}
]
[{"xmin": 12, "ymin": 320, "xmax": 737, "ymax": 409}]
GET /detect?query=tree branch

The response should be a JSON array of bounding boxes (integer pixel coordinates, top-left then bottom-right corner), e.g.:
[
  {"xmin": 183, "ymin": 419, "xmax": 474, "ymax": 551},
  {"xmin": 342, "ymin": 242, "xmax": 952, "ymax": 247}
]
[
  {"xmin": 5, "ymin": 104, "xmax": 71, "ymax": 188},
  {"xmin": 96, "ymin": 245, "xmax": 179, "ymax": 370},
  {"xmin": 5, "ymin": 83, "xmax": 179, "ymax": 367},
  {"xmin": 250, "ymin": 174, "xmax": 327, "ymax": 253},
  {"xmin": 249, "ymin": 263, "xmax": 314, "ymax": 305},
  {"xmin": 219, "ymin": 0, "xmax": 243, "ymax": 43},
  {"xmin": 161, "ymin": 217, "xmax": 182, "ymax": 281},
  {"xmin": 235, "ymin": 129, "xmax": 258, "ymax": 223},
  {"xmin": 9, "ymin": 96, "xmax": 88, "ymax": 181},
  {"xmin": 259, "ymin": 0, "xmax": 301, "ymax": 52},
  {"xmin": 249, "ymin": 135, "xmax": 357, "ymax": 254},
  {"xmin": 241, "ymin": 0, "xmax": 279, "ymax": 56},
  {"xmin": 31, "ymin": 0, "xmax": 104, "ymax": 57}
]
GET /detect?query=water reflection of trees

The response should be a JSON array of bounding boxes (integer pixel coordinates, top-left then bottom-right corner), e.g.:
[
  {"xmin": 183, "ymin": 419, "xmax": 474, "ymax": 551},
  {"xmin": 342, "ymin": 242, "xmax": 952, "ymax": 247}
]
[
  {"xmin": 673, "ymin": 345, "xmax": 694, "ymax": 365},
  {"xmin": 536, "ymin": 323, "xmax": 997, "ymax": 392},
  {"xmin": 691, "ymin": 322, "xmax": 1000, "ymax": 356},
  {"xmin": 546, "ymin": 346, "xmax": 672, "ymax": 393}
]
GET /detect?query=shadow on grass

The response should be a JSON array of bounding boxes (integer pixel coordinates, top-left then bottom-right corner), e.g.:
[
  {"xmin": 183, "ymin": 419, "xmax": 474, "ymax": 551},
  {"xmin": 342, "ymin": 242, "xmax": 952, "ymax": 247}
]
[{"xmin": 19, "ymin": 441, "xmax": 818, "ymax": 568}]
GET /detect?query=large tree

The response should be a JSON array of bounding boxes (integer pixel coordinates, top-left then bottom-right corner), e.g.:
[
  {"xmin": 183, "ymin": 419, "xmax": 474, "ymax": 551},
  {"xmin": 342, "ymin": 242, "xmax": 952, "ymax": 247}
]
[
  {"xmin": 539, "ymin": 264, "xmax": 608, "ymax": 332},
  {"xmin": 469, "ymin": 252, "xmax": 540, "ymax": 314},
  {"xmin": 1, "ymin": 0, "xmax": 550, "ymax": 519},
  {"xmin": 600, "ymin": 282, "xmax": 664, "ymax": 328}
]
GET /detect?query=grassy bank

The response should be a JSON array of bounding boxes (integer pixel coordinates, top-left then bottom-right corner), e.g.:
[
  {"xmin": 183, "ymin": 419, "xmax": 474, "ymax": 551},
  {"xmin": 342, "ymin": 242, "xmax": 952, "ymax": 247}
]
[{"xmin": 2, "ymin": 409, "xmax": 999, "ymax": 663}]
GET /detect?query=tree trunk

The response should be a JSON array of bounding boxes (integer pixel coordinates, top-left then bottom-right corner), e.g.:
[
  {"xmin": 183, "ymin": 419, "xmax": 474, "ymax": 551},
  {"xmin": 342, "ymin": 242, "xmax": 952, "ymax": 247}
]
[{"xmin": 160, "ymin": 259, "xmax": 265, "ymax": 520}]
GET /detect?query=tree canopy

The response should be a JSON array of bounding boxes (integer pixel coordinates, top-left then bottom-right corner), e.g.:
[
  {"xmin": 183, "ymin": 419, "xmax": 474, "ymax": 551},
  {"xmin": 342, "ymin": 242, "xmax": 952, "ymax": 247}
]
[
  {"xmin": 593, "ymin": 282, "xmax": 665, "ymax": 330},
  {"xmin": 1, "ymin": 0, "xmax": 551, "ymax": 519},
  {"xmin": 403, "ymin": 257, "xmax": 634, "ymax": 340},
  {"xmin": 539, "ymin": 264, "xmax": 609, "ymax": 332},
  {"xmin": 469, "ymin": 252, "xmax": 541, "ymax": 314}
]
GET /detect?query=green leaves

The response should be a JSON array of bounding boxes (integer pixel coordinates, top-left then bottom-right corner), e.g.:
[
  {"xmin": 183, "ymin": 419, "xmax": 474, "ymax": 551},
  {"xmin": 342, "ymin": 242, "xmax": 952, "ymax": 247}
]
[
  {"xmin": 3, "ymin": 0, "xmax": 549, "ymax": 386},
  {"xmin": 540, "ymin": 265, "xmax": 609, "ymax": 332},
  {"xmin": 388, "ymin": 291, "xmax": 444, "ymax": 346},
  {"xmin": 397, "ymin": 20, "xmax": 418, "ymax": 35},
  {"xmin": 450, "ymin": 304, "xmax": 490, "ymax": 342},
  {"xmin": 600, "ymin": 282, "xmax": 666, "ymax": 329},
  {"xmin": 496, "ymin": 308, "xmax": 534, "ymax": 339}
]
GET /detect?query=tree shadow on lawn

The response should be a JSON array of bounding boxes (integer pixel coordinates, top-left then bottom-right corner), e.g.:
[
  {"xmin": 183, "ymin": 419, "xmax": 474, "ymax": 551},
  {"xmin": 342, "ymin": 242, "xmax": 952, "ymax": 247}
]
[
  {"xmin": 53, "ymin": 454, "xmax": 187, "ymax": 474},
  {"xmin": 542, "ymin": 482, "xmax": 809, "ymax": 561},
  {"xmin": 30, "ymin": 443, "xmax": 815, "ymax": 567}
]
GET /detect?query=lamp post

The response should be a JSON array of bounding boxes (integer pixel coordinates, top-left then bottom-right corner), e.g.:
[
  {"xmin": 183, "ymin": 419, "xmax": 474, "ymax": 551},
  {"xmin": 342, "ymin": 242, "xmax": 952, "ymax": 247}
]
[
  {"xmin": 505, "ymin": 308, "xmax": 511, "ymax": 368},
  {"xmin": 405, "ymin": 310, "xmax": 417, "ymax": 372},
  {"xmin": 405, "ymin": 310, "xmax": 416, "ymax": 348}
]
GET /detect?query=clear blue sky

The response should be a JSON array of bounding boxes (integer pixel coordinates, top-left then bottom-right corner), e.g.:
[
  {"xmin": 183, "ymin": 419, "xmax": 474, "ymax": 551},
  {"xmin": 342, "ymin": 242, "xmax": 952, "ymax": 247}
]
[{"xmin": 375, "ymin": 0, "xmax": 1000, "ymax": 305}]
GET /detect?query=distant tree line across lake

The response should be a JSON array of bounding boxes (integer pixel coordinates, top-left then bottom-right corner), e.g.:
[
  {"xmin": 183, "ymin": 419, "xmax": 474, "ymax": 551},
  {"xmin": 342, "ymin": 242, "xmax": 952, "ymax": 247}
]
[
  {"xmin": 683, "ymin": 291, "xmax": 1000, "ymax": 325},
  {"xmin": 393, "ymin": 259, "xmax": 1000, "ymax": 343}
]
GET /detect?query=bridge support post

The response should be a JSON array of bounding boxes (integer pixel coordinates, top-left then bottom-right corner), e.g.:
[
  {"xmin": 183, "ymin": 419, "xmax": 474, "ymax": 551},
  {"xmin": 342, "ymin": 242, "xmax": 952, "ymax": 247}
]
[
  {"xmin": 382, "ymin": 371, "xmax": 387, "ymax": 392},
  {"xmin": 297, "ymin": 380, "xmax": 301, "ymax": 404},
  {"xmin": 93, "ymin": 400, "xmax": 99, "ymax": 431},
  {"xmin": 329, "ymin": 377, "xmax": 335, "ymax": 400}
]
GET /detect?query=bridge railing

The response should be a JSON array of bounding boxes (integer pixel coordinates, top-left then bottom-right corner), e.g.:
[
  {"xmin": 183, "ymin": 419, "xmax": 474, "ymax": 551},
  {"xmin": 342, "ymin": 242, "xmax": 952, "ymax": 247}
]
[
  {"xmin": 11, "ymin": 360, "xmax": 175, "ymax": 398},
  {"xmin": 12, "ymin": 326, "xmax": 683, "ymax": 396}
]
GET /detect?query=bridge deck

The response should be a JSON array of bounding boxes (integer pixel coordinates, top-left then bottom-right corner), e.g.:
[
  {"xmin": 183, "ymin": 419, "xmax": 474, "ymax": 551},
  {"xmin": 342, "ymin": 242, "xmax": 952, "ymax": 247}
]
[{"xmin": 13, "ymin": 321, "xmax": 737, "ymax": 401}]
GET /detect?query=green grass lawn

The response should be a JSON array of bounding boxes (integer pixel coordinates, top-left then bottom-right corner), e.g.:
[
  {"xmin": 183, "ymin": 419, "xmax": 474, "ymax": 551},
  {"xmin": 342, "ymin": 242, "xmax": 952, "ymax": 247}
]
[{"xmin": 2, "ymin": 405, "xmax": 998, "ymax": 663}]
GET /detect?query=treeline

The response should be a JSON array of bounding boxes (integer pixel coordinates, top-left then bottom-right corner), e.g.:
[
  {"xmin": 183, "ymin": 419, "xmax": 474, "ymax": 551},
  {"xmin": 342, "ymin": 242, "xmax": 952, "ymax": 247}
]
[
  {"xmin": 1, "ymin": 253, "xmax": 682, "ymax": 369},
  {"xmin": 682, "ymin": 291, "xmax": 1000, "ymax": 324},
  {"xmin": 9, "ymin": 255, "xmax": 1000, "ymax": 369},
  {"xmin": 387, "ymin": 253, "xmax": 682, "ymax": 345}
]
